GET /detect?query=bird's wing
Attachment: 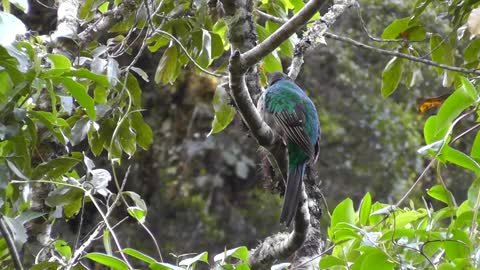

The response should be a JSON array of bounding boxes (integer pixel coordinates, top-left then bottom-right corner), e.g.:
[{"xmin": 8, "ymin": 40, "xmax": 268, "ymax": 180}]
[{"xmin": 272, "ymin": 103, "xmax": 314, "ymax": 157}]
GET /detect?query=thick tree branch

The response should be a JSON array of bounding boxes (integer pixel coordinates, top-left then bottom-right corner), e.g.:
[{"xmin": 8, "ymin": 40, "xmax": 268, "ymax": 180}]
[
  {"xmin": 324, "ymin": 32, "xmax": 480, "ymax": 76},
  {"xmin": 249, "ymin": 186, "xmax": 310, "ymax": 270},
  {"xmin": 52, "ymin": 0, "xmax": 80, "ymax": 41},
  {"xmin": 229, "ymin": 51, "xmax": 275, "ymax": 146},
  {"xmin": 221, "ymin": 0, "xmax": 261, "ymax": 99},
  {"xmin": 225, "ymin": 1, "xmax": 325, "ymax": 268},
  {"xmin": 241, "ymin": 0, "xmax": 323, "ymax": 68},
  {"xmin": 289, "ymin": 0, "xmax": 355, "ymax": 79},
  {"xmin": 77, "ymin": 1, "xmax": 136, "ymax": 47}
]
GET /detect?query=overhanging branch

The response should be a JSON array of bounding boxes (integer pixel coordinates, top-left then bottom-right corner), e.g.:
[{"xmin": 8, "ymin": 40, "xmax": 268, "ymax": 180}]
[{"xmin": 241, "ymin": 0, "xmax": 323, "ymax": 68}]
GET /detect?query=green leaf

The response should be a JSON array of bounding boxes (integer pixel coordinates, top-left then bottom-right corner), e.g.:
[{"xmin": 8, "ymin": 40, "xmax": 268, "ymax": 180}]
[
  {"xmin": 66, "ymin": 68, "xmax": 110, "ymax": 87},
  {"xmin": 84, "ymin": 253, "xmax": 129, "ymax": 270},
  {"xmin": 71, "ymin": 117, "xmax": 90, "ymax": 146},
  {"xmin": 427, "ymin": 185, "xmax": 455, "ymax": 206},
  {"xmin": 352, "ymin": 249, "xmax": 395, "ymax": 270},
  {"xmin": 155, "ymin": 44, "xmax": 178, "ymax": 84},
  {"xmin": 118, "ymin": 120, "xmax": 136, "ymax": 157},
  {"xmin": 179, "ymin": 252, "xmax": 209, "ymax": 267},
  {"xmin": 47, "ymin": 54, "xmax": 71, "ymax": 69},
  {"xmin": 435, "ymin": 83, "xmax": 476, "ymax": 136},
  {"xmin": 358, "ymin": 192, "xmax": 372, "ymax": 225},
  {"xmin": 263, "ymin": 52, "xmax": 283, "ymax": 72},
  {"xmin": 126, "ymin": 73, "xmax": 142, "ymax": 108},
  {"xmin": 381, "ymin": 57, "xmax": 403, "ymax": 97},
  {"xmin": 104, "ymin": 229, "xmax": 112, "ymax": 256},
  {"xmin": 88, "ymin": 123, "xmax": 105, "ymax": 156},
  {"xmin": 394, "ymin": 210, "xmax": 426, "ymax": 227},
  {"xmin": 54, "ymin": 240, "xmax": 72, "ymax": 260},
  {"xmin": 123, "ymin": 191, "xmax": 147, "ymax": 212},
  {"xmin": 464, "ymin": 38, "xmax": 480, "ymax": 63},
  {"xmin": 148, "ymin": 34, "xmax": 170, "ymax": 52},
  {"xmin": 30, "ymin": 262, "xmax": 61, "ymax": 270},
  {"xmin": 149, "ymin": 262, "xmax": 184, "ymax": 270},
  {"xmin": 471, "ymin": 131, "xmax": 480, "ymax": 160},
  {"xmin": 208, "ymin": 84, "xmax": 236, "ymax": 136},
  {"xmin": 0, "ymin": 45, "xmax": 25, "ymax": 83},
  {"xmin": 32, "ymin": 152, "xmax": 83, "ymax": 179},
  {"xmin": 61, "ymin": 77, "xmax": 96, "ymax": 120},
  {"xmin": 382, "ymin": 18, "xmax": 415, "ymax": 39},
  {"xmin": 130, "ymin": 112, "xmax": 153, "ymax": 150},
  {"xmin": 430, "ymin": 34, "xmax": 455, "ymax": 86},
  {"xmin": 319, "ymin": 255, "xmax": 346, "ymax": 268},
  {"xmin": 123, "ymin": 248, "xmax": 158, "ymax": 264},
  {"xmin": 459, "ymin": 76, "xmax": 478, "ymax": 101},
  {"xmin": 127, "ymin": 206, "xmax": 146, "ymax": 223},
  {"xmin": 213, "ymin": 246, "xmax": 248, "ymax": 263},
  {"xmin": 443, "ymin": 146, "xmax": 480, "ymax": 175},
  {"xmin": 331, "ymin": 198, "xmax": 355, "ymax": 228},
  {"xmin": 444, "ymin": 229, "xmax": 469, "ymax": 260},
  {"xmin": 468, "ymin": 178, "xmax": 480, "ymax": 208},
  {"xmin": 45, "ymin": 187, "xmax": 83, "ymax": 208},
  {"xmin": 130, "ymin": 67, "xmax": 149, "ymax": 82}
]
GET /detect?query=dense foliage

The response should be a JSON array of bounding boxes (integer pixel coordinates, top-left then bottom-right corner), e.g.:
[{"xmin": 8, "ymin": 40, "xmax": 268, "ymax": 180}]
[{"xmin": 1, "ymin": 0, "xmax": 480, "ymax": 269}]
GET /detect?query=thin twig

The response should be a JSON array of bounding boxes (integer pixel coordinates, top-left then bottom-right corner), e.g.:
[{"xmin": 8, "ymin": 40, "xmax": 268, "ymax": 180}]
[
  {"xmin": 324, "ymin": 32, "xmax": 480, "ymax": 76},
  {"xmin": 290, "ymin": 244, "xmax": 335, "ymax": 270},
  {"xmin": 390, "ymin": 211, "xmax": 436, "ymax": 269},
  {"xmin": 355, "ymin": 4, "xmax": 426, "ymax": 43},
  {"xmin": 88, "ymin": 193, "xmax": 133, "ymax": 269},
  {"xmin": 73, "ymin": 195, "xmax": 87, "ymax": 251},
  {"xmin": 153, "ymin": 29, "xmax": 224, "ymax": 77},
  {"xmin": 451, "ymin": 122, "xmax": 480, "ymax": 144},
  {"xmin": 0, "ymin": 215, "xmax": 24, "ymax": 270}
]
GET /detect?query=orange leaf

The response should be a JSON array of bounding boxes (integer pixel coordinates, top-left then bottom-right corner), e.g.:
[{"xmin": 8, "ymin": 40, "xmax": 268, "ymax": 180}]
[{"xmin": 418, "ymin": 93, "xmax": 452, "ymax": 115}]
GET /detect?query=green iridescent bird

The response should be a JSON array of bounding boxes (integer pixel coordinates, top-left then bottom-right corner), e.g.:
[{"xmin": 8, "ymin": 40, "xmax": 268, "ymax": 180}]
[{"xmin": 257, "ymin": 72, "xmax": 320, "ymax": 227}]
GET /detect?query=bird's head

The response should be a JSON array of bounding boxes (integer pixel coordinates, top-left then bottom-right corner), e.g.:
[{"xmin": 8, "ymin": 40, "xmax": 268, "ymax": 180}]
[{"xmin": 267, "ymin": 72, "xmax": 291, "ymax": 86}]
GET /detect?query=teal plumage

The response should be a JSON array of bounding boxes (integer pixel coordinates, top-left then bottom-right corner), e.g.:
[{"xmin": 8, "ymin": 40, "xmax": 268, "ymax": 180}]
[{"xmin": 257, "ymin": 72, "xmax": 320, "ymax": 227}]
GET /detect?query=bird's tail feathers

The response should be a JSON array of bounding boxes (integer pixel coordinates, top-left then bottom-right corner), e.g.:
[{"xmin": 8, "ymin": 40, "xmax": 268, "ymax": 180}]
[{"xmin": 280, "ymin": 163, "xmax": 305, "ymax": 227}]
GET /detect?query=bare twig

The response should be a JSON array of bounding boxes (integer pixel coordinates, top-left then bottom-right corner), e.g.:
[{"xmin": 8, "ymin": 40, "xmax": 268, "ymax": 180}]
[
  {"xmin": 324, "ymin": 32, "xmax": 480, "ymax": 75},
  {"xmin": 0, "ymin": 215, "xmax": 24, "ymax": 270},
  {"xmin": 355, "ymin": 4, "xmax": 427, "ymax": 43}
]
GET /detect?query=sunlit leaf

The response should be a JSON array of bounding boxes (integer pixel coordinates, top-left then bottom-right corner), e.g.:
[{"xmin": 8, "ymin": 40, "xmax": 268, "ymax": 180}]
[
  {"xmin": 32, "ymin": 152, "xmax": 83, "ymax": 179},
  {"xmin": 427, "ymin": 185, "xmax": 455, "ymax": 206},
  {"xmin": 54, "ymin": 240, "xmax": 72, "ymax": 260},
  {"xmin": 84, "ymin": 253, "xmax": 129, "ymax": 270},
  {"xmin": 443, "ymin": 146, "xmax": 480, "ymax": 175},
  {"xmin": 123, "ymin": 248, "xmax": 157, "ymax": 264},
  {"xmin": 61, "ymin": 77, "xmax": 96, "ymax": 120},
  {"xmin": 381, "ymin": 57, "xmax": 403, "ymax": 97},
  {"xmin": 208, "ymin": 83, "xmax": 236, "ymax": 136},
  {"xmin": 213, "ymin": 246, "xmax": 248, "ymax": 263},
  {"xmin": 359, "ymin": 192, "xmax": 372, "ymax": 225},
  {"xmin": 47, "ymin": 54, "xmax": 71, "ymax": 69},
  {"xmin": 155, "ymin": 44, "xmax": 178, "ymax": 84},
  {"xmin": 179, "ymin": 252, "xmax": 209, "ymax": 267}
]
